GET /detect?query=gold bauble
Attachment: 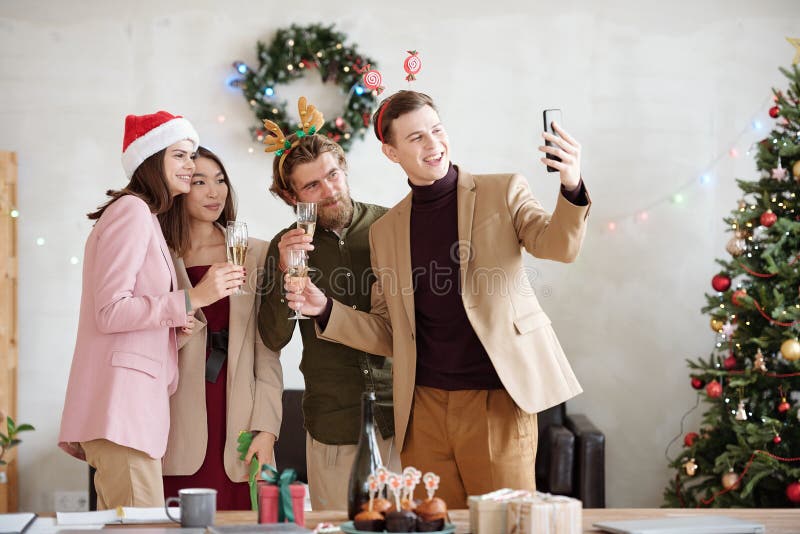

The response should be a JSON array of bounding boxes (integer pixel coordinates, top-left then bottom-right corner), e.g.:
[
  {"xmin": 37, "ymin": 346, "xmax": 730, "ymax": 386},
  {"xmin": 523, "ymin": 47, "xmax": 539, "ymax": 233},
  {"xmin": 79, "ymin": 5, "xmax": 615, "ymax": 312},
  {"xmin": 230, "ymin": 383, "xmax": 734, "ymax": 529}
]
[
  {"xmin": 710, "ymin": 318, "xmax": 725, "ymax": 333},
  {"xmin": 683, "ymin": 458, "xmax": 698, "ymax": 476},
  {"xmin": 726, "ymin": 236, "xmax": 747, "ymax": 257},
  {"xmin": 793, "ymin": 160, "xmax": 800, "ymax": 179},
  {"xmin": 780, "ymin": 338, "xmax": 800, "ymax": 361},
  {"xmin": 721, "ymin": 470, "xmax": 741, "ymax": 490}
]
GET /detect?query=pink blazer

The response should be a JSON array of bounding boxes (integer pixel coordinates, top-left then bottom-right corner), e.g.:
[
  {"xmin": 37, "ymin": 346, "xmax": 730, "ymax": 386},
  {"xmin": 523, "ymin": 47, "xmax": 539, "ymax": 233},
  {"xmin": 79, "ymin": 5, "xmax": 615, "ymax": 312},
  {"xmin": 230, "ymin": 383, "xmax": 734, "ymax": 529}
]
[{"xmin": 58, "ymin": 195, "xmax": 188, "ymax": 460}]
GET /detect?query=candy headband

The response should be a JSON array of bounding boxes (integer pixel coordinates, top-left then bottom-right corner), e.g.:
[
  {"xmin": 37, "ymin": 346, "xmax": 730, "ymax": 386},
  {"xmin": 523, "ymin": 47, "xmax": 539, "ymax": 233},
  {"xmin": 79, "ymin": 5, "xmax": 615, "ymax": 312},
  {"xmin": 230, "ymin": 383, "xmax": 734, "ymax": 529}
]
[{"xmin": 262, "ymin": 96, "xmax": 325, "ymax": 188}]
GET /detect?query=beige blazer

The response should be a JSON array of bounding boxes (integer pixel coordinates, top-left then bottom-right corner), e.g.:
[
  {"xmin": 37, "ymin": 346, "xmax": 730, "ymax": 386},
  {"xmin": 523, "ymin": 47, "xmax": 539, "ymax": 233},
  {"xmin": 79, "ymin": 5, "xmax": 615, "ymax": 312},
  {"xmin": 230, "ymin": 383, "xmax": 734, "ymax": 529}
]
[
  {"xmin": 317, "ymin": 169, "xmax": 590, "ymax": 453},
  {"xmin": 162, "ymin": 237, "xmax": 283, "ymax": 482}
]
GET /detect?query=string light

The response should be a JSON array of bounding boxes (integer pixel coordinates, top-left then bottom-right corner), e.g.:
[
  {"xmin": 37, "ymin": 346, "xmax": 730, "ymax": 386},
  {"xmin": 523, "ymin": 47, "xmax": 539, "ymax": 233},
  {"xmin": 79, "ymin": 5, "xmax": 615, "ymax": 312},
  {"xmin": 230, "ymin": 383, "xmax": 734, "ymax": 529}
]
[
  {"xmin": 69, "ymin": 256, "xmax": 79, "ymax": 265},
  {"xmin": 264, "ymin": 87, "xmax": 275, "ymax": 97},
  {"xmin": 35, "ymin": 237, "xmax": 45, "ymax": 246},
  {"xmin": 354, "ymin": 85, "xmax": 365, "ymax": 96},
  {"xmin": 10, "ymin": 209, "xmax": 19, "ymax": 218},
  {"xmin": 233, "ymin": 61, "xmax": 248, "ymax": 74},
  {"xmin": 604, "ymin": 95, "xmax": 773, "ymax": 231}
]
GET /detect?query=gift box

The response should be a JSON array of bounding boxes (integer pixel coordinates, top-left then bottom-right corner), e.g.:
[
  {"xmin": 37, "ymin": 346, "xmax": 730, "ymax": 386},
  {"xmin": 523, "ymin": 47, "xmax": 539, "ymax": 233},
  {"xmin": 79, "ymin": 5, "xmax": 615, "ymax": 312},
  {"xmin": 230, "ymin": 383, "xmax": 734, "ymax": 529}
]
[
  {"xmin": 468, "ymin": 488, "xmax": 532, "ymax": 534},
  {"xmin": 257, "ymin": 480, "xmax": 306, "ymax": 526},
  {"xmin": 506, "ymin": 492, "xmax": 582, "ymax": 534}
]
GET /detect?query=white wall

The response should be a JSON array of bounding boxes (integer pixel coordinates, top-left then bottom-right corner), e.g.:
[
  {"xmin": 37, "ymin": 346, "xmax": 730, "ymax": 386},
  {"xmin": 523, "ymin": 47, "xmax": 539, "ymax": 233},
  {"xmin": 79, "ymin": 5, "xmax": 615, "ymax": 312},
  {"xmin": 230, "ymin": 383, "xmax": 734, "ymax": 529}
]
[{"xmin": 2, "ymin": 0, "xmax": 799, "ymax": 511}]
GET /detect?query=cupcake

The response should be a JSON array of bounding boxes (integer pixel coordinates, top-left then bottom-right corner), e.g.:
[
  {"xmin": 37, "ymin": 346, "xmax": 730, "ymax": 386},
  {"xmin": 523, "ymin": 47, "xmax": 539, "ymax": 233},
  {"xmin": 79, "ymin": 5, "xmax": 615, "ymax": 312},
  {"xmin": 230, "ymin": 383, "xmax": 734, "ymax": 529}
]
[
  {"xmin": 415, "ymin": 497, "xmax": 447, "ymax": 531},
  {"xmin": 353, "ymin": 509, "xmax": 386, "ymax": 532},
  {"xmin": 362, "ymin": 496, "xmax": 393, "ymax": 515},
  {"xmin": 385, "ymin": 509, "xmax": 418, "ymax": 532}
]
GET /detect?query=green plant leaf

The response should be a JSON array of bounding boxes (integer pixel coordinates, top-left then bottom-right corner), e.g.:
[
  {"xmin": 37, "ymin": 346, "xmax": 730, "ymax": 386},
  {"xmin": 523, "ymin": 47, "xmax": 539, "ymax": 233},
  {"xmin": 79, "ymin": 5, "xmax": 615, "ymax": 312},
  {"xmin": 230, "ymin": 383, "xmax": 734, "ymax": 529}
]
[{"xmin": 14, "ymin": 424, "xmax": 34, "ymax": 433}]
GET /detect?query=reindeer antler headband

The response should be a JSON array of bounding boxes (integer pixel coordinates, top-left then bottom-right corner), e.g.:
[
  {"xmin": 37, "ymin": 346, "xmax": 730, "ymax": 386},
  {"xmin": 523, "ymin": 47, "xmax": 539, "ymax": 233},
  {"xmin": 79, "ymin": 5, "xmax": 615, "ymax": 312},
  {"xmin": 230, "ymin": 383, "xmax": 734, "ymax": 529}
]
[{"xmin": 262, "ymin": 96, "xmax": 326, "ymax": 188}]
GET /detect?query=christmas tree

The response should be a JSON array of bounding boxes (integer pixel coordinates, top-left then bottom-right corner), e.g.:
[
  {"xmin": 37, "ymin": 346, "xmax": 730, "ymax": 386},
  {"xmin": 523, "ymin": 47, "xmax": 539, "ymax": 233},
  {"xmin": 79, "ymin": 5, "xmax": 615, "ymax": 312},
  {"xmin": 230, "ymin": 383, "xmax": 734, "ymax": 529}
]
[{"xmin": 663, "ymin": 63, "xmax": 800, "ymax": 508}]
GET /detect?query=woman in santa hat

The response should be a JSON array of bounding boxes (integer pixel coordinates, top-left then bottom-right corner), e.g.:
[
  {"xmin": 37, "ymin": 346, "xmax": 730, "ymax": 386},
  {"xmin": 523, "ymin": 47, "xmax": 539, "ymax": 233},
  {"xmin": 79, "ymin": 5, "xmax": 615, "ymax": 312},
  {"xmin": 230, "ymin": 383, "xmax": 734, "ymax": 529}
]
[
  {"xmin": 159, "ymin": 146, "xmax": 283, "ymax": 510},
  {"xmin": 58, "ymin": 112, "xmax": 244, "ymax": 509}
]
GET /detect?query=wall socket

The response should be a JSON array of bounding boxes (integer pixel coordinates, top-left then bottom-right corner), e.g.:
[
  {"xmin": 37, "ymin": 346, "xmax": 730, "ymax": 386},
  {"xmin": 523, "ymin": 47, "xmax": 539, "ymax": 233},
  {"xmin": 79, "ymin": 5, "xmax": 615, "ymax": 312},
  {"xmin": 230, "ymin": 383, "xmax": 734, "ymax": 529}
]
[{"xmin": 54, "ymin": 490, "xmax": 89, "ymax": 512}]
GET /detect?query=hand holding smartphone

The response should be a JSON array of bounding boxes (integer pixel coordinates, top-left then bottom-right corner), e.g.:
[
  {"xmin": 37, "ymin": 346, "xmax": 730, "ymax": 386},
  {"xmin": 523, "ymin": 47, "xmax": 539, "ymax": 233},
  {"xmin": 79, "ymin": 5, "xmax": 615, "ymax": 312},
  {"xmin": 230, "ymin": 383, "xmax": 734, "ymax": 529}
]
[{"xmin": 543, "ymin": 109, "xmax": 562, "ymax": 173}]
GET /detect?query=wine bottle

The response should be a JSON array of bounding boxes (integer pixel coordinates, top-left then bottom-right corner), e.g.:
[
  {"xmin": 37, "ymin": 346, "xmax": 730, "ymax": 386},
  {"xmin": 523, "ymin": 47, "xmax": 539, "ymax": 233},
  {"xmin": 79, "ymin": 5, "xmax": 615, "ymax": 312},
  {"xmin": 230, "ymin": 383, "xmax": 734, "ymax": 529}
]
[{"xmin": 347, "ymin": 391, "xmax": 383, "ymax": 519}]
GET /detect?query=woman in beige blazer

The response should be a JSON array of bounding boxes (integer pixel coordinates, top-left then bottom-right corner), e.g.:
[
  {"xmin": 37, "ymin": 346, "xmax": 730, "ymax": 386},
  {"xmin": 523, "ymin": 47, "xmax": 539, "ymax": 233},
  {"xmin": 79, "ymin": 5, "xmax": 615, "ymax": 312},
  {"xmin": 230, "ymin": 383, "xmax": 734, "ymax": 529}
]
[{"xmin": 159, "ymin": 146, "xmax": 283, "ymax": 510}]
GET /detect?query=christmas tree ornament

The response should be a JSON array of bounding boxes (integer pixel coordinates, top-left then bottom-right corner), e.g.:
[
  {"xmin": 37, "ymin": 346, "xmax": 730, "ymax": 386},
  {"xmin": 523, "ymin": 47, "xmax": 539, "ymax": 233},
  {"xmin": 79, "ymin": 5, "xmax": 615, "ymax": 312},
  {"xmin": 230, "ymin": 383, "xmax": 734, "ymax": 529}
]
[
  {"xmin": 721, "ymin": 322, "xmax": 735, "ymax": 337},
  {"xmin": 724, "ymin": 354, "xmax": 738, "ymax": 370},
  {"xmin": 793, "ymin": 159, "xmax": 800, "ymax": 179},
  {"xmin": 780, "ymin": 338, "xmax": 800, "ymax": 361},
  {"xmin": 734, "ymin": 400, "xmax": 748, "ymax": 420},
  {"xmin": 754, "ymin": 349, "xmax": 768, "ymax": 373},
  {"xmin": 683, "ymin": 458, "xmax": 698, "ymax": 476},
  {"xmin": 778, "ymin": 397, "xmax": 791, "ymax": 414},
  {"xmin": 786, "ymin": 481, "xmax": 800, "ymax": 504},
  {"xmin": 684, "ymin": 432, "xmax": 699, "ymax": 447},
  {"xmin": 711, "ymin": 274, "xmax": 731, "ymax": 292},
  {"xmin": 721, "ymin": 469, "xmax": 741, "ymax": 490},
  {"xmin": 691, "ymin": 376, "xmax": 705, "ymax": 390},
  {"xmin": 710, "ymin": 318, "xmax": 725, "ymax": 332},
  {"xmin": 706, "ymin": 380, "xmax": 723, "ymax": 398},
  {"xmin": 760, "ymin": 210, "xmax": 778, "ymax": 226},
  {"xmin": 403, "ymin": 50, "xmax": 422, "ymax": 82},
  {"xmin": 771, "ymin": 166, "xmax": 788, "ymax": 180},
  {"xmin": 726, "ymin": 235, "xmax": 747, "ymax": 257},
  {"xmin": 769, "ymin": 106, "xmax": 781, "ymax": 118},
  {"xmin": 773, "ymin": 433, "xmax": 782, "ymax": 444},
  {"xmin": 731, "ymin": 289, "xmax": 748, "ymax": 307}
]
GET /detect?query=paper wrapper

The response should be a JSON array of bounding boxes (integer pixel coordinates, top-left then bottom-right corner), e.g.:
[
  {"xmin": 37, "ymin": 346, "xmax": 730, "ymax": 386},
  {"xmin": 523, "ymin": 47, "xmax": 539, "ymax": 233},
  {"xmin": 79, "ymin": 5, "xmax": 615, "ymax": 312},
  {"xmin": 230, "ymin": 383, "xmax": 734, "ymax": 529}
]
[
  {"xmin": 468, "ymin": 489, "xmax": 533, "ymax": 534},
  {"xmin": 506, "ymin": 492, "xmax": 582, "ymax": 534},
  {"xmin": 257, "ymin": 481, "xmax": 306, "ymax": 526}
]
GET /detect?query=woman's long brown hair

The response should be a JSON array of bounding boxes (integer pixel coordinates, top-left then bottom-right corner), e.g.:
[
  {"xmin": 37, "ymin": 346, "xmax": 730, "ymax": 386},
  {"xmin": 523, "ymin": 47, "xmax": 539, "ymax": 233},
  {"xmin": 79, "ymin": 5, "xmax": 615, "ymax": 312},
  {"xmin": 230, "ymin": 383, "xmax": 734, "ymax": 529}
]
[
  {"xmin": 159, "ymin": 146, "xmax": 237, "ymax": 256},
  {"xmin": 87, "ymin": 149, "xmax": 172, "ymax": 220}
]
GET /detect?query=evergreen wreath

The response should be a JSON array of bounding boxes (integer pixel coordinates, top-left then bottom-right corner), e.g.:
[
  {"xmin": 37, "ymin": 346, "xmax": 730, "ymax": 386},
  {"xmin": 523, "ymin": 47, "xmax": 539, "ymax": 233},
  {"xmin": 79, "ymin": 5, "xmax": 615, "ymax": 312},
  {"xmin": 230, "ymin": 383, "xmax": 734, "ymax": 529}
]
[{"xmin": 232, "ymin": 23, "xmax": 380, "ymax": 152}]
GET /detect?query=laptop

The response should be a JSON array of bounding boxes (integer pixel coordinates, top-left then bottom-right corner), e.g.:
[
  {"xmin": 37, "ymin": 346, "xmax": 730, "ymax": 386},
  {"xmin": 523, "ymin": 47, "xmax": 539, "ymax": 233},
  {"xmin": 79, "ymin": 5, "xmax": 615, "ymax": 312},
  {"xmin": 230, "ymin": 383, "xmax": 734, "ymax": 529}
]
[{"xmin": 593, "ymin": 515, "xmax": 765, "ymax": 534}]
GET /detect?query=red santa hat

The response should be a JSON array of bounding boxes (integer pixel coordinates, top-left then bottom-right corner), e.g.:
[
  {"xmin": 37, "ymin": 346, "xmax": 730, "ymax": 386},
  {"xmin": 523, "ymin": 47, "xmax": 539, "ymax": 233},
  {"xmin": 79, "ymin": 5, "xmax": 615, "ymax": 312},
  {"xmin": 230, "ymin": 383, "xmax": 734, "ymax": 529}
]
[{"xmin": 121, "ymin": 111, "xmax": 199, "ymax": 179}]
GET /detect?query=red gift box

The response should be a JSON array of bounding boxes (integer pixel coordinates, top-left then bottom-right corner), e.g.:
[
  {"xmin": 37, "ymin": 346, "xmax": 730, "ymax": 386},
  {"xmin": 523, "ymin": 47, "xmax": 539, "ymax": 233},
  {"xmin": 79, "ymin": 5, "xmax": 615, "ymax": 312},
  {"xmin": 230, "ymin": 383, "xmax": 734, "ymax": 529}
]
[{"xmin": 257, "ymin": 481, "xmax": 305, "ymax": 526}]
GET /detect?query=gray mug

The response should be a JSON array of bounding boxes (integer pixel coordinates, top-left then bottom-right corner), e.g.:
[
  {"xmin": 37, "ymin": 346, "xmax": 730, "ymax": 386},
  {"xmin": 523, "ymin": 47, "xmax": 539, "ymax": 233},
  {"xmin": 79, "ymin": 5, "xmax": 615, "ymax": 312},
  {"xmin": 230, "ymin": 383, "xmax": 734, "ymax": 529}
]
[{"xmin": 165, "ymin": 488, "xmax": 217, "ymax": 527}]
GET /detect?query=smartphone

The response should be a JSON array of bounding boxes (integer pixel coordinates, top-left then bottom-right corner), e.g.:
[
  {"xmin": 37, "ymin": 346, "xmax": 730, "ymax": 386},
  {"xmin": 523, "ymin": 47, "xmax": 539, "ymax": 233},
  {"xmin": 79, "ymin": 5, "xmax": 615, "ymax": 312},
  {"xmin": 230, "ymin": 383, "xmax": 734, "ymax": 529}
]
[{"xmin": 543, "ymin": 109, "xmax": 562, "ymax": 173}]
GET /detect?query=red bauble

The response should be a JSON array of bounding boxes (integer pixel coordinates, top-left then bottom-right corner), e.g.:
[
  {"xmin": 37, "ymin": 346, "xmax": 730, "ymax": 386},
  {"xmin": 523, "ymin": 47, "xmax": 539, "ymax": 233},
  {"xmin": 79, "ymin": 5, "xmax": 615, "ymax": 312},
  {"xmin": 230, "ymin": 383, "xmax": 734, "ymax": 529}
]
[
  {"xmin": 691, "ymin": 377, "xmax": 706, "ymax": 390},
  {"xmin": 684, "ymin": 432, "xmax": 699, "ymax": 447},
  {"xmin": 732, "ymin": 289, "xmax": 747, "ymax": 307},
  {"xmin": 773, "ymin": 435, "xmax": 782, "ymax": 444},
  {"xmin": 706, "ymin": 380, "xmax": 723, "ymax": 398},
  {"xmin": 723, "ymin": 355, "xmax": 737, "ymax": 370},
  {"xmin": 711, "ymin": 274, "xmax": 731, "ymax": 292},
  {"xmin": 778, "ymin": 398, "xmax": 791, "ymax": 413},
  {"xmin": 760, "ymin": 210, "xmax": 777, "ymax": 227},
  {"xmin": 769, "ymin": 106, "xmax": 780, "ymax": 118},
  {"xmin": 786, "ymin": 481, "xmax": 800, "ymax": 503}
]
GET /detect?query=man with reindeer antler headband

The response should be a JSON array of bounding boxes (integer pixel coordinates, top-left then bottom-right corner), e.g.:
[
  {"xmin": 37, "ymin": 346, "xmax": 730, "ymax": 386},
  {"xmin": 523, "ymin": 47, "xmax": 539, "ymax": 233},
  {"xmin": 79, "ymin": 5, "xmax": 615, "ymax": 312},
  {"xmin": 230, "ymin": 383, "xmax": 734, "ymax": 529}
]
[
  {"xmin": 257, "ymin": 97, "xmax": 398, "ymax": 511},
  {"xmin": 286, "ymin": 90, "xmax": 590, "ymax": 508}
]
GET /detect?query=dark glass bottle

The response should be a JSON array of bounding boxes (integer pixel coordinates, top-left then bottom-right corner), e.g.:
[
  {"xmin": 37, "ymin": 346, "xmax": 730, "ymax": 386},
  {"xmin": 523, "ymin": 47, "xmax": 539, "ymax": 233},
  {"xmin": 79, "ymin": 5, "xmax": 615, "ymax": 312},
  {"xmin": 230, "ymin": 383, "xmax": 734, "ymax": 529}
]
[{"xmin": 347, "ymin": 391, "xmax": 383, "ymax": 519}]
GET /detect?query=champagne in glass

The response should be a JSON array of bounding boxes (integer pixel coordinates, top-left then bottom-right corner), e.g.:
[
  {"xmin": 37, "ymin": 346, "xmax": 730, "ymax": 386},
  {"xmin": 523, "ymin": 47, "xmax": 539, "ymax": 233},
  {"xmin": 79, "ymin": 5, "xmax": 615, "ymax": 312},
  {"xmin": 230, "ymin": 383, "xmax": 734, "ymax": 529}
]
[
  {"xmin": 296, "ymin": 202, "xmax": 317, "ymax": 239},
  {"xmin": 226, "ymin": 221, "xmax": 248, "ymax": 296},
  {"xmin": 287, "ymin": 249, "xmax": 309, "ymax": 320}
]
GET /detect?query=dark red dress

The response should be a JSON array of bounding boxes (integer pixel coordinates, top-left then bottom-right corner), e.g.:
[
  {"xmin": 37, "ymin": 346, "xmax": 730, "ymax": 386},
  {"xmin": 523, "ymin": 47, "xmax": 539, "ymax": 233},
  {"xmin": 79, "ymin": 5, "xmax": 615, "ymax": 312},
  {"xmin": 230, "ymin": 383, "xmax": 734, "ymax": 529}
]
[{"xmin": 163, "ymin": 265, "xmax": 252, "ymax": 510}]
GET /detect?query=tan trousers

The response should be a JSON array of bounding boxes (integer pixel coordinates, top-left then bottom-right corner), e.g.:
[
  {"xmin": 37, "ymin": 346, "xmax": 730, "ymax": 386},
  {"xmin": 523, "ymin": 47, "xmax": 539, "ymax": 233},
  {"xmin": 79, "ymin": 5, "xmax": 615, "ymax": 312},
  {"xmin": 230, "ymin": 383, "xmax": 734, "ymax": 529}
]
[
  {"xmin": 401, "ymin": 385, "xmax": 537, "ymax": 509},
  {"xmin": 306, "ymin": 431, "xmax": 400, "ymax": 511},
  {"xmin": 81, "ymin": 439, "xmax": 164, "ymax": 510}
]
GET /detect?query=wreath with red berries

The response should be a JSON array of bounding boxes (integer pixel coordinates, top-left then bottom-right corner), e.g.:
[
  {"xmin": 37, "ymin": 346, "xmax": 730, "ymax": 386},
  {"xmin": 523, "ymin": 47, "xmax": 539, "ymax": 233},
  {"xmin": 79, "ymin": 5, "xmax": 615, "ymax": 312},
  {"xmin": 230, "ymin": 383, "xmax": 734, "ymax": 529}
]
[{"xmin": 231, "ymin": 23, "xmax": 379, "ymax": 152}]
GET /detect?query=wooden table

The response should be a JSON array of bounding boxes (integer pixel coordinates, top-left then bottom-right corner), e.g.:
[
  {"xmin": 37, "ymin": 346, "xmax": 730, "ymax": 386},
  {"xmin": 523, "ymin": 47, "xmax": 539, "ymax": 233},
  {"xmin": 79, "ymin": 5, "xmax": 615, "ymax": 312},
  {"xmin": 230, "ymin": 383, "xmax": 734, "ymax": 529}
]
[{"xmin": 207, "ymin": 508, "xmax": 800, "ymax": 533}]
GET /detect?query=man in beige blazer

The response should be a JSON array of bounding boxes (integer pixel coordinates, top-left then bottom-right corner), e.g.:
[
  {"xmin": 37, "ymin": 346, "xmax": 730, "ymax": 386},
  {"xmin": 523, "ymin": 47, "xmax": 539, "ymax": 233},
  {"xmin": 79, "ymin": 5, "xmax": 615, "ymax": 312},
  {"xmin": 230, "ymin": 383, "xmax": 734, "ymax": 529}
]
[{"xmin": 286, "ymin": 90, "xmax": 590, "ymax": 507}]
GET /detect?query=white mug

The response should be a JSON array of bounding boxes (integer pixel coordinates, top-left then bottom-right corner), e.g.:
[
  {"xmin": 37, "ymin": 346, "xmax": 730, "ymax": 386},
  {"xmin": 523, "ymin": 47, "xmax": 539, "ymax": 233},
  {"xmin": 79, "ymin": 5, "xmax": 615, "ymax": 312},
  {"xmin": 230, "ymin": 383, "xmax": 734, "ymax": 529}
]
[{"xmin": 165, "ymin": 487, "xmax": 217, "ymax": 528}]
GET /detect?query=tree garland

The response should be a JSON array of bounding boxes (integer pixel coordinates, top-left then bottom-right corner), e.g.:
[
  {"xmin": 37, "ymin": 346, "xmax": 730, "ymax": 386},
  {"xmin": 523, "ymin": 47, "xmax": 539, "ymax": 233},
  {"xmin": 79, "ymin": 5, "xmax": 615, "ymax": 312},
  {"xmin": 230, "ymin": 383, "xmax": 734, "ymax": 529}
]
[{"xmin": 231, "ymin": 23, "xmax": 380, "ymax": 152}]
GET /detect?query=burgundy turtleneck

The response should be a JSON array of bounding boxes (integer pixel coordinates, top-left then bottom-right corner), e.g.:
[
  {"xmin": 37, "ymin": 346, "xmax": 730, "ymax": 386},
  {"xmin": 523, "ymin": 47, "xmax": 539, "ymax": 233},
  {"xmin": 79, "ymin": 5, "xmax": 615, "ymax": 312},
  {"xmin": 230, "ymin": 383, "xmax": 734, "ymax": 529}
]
[{"xmin": 408, "ymin": 164, "xmax": 503, "ymax": 389}]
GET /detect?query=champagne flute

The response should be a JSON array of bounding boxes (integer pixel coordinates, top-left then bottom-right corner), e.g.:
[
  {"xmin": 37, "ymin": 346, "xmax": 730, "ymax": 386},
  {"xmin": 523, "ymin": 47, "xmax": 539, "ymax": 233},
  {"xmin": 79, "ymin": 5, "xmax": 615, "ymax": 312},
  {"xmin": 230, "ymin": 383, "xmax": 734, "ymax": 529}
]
[
  {"xmin": 296, "ymin": 202, "xmax": 317, "ymax": 238},
  {"xmin": 286, "ymin": 249, "xmax": 310, "ymax": 320},
  {"xmin": 226, "ymin": 221, "xmax": 248, "ymax": 296}
]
